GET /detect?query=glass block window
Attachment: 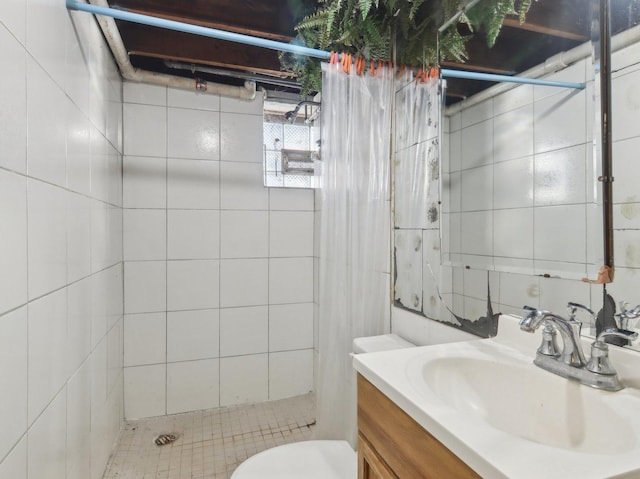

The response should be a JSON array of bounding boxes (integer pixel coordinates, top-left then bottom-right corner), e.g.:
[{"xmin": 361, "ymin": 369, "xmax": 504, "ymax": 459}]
[{"xmin": 263, "ymin": 113, "xmax": 320, "ymax": 189}]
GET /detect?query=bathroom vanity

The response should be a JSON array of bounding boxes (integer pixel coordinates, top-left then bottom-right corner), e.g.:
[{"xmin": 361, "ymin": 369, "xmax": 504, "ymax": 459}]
[
  {"xmin": 357, "ymin": 374, "xmax": 478, "ymax": 478},
  {"xmin": 353, "ymin": 314, "xmax": 640, "ymax": 479}
]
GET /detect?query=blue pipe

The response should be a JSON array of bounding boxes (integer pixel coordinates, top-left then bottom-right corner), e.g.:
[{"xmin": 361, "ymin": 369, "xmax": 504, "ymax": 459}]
[
  {"xmin": 66, "ymin": 0, "xmax": 585, "ymax": 91},
  {"xmin": 66, "ymin": 0, "xmax": 332, "ymax": 60},
  {"xmin": 440, "ymin": 69, "xmax": 585, "ymax": 89}
]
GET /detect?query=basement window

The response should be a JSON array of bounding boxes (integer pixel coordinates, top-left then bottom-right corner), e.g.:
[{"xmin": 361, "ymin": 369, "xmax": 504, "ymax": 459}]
[{"xmin": 263, "ymin": 100, "xmax": 321, "ymax": 188}]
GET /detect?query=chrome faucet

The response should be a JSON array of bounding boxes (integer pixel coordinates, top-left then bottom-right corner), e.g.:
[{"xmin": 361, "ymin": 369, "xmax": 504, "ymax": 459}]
[
  {"xmin": 616, "ymin": 302, "xmax": 640, "ymax": 330},
  {"xmin": 520, "ymin": 305, "xmax": 638, "ymax": 391},
  {"xmin": 520, "ymin": 306, "xmax": 586, "ymax": 367}
]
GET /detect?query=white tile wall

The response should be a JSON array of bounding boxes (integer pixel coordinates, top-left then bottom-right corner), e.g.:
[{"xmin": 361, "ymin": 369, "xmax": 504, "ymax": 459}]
[
  {"xmin": 0, "ymin": 170, "xmax": 27, "ymax": 313},
  {"xmin": 66, "ymin": 363, "xmax": 91, "ymax": 479},
  {"xmin": 168, "ymin": 107, "xmax": 220, "ymax": 160},
  {"xmin": 167, "ymin": 260, "xmax": 220, "ymax": 311},
  {"xmin": 26, "ymin": 58, "xmax": 67, "ymax": 186},
  {"xmin": 167, "ymin": 359, "xmax": 220, "ymax": 414},
  {"xmin": 220, "ymin": 306, "xmax": 268, "ymax": 356},
  {"xmin": 220, "ymin": 161, "xmax": 269, "ymax": 209},
  {"xmin": 534, "ymin": 145, "xmax": 587, "ymax": 206},
  {"xmin": 123, "ymin": 104, "xmax": 166, "ymax": 157},
  {"xmin": 269, "ymin": 349, "xmax": 314, "ymax": 400},
  {"xmin": 0, "ymin": 437, "xmax": 26, "ymax": 479},
  {"xmin": 124, "ymin": 261, "xmax": 166, "ymax": 314},
  {"xmin": 269, "ymin": 303, "xmax": 314, "ymax": 352},
  {"xmin": 122, "ymin": 84, "xmax": 316, "ymax": 419},
  {"xmin": 168, "ymin": 87, "xmax": 220, "ymax": 110},
  {"xmin": 124, "ymin": 364, "xmax": 166, "ymax": 419},
  {"xmin": 27, "ymin": 288, "xmax": 67, "ymax": 423},
  {"xmin": 221, "ymin": 210, "xmax": 269, "ymax": 258},
  {"xmin": 220, "ymin": 112, "xmax": 263, "ymax": 161},
  {"xmin": 0, "ymin": 4, "xmax": 124, "ymax": 477},
  {"xmin": 269, "ymin": 257, "xmax": 314, "ymax": 304},
  {"xmin": 167, "ymin": 309, "xmax": 220, "ymax": 362},
  {"xmin": 270, "ymin": 211, "xmax": 314, "ymax": 257},
  {"xmin": 220, "ymin": 259, "xmax": 268, "ymax": 307},
  {"xmin": 220, "ymin": 354, "xmax": 269, "ymax": 406},
  {"xmin": 28, "ymin": 179, "xmax": 68, "ymax": 299},
  {"xmin": 124, "ymin": 313, "xmax": 166, "ymax": 366},
  {"xmin": 0, "ymin": 307, "xmax": 27, "ymax": 461},
  {"xmin": 167, "ymin": 158, "xmax": 220, "ymax": 209},
  {"xmin": 123, "ymin": 156, "xmax": 167, "ymax": 208},
  {"xmin": 27, "ymin": 389, "xmax": 67, "ymax": 479},
  {"xmin": 123, "ymin": 209, "xmax": 166, "ymax": 261},
  {"xmin": 0, "ymin": 25, "xmax": 27, "ymax": 174},
  {"xmin": 167, "ymin": 210, "xmax": 220, "ymax": 259}
]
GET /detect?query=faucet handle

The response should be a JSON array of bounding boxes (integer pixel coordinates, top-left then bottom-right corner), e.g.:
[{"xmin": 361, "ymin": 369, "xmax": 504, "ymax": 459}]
[
  {"xmin": 596, "ymin": 327, "xmax": 638, "ymax": 343},
  {"xmin": 616, "ymin": 302, "xmax": 640, "ymax": 329},
  {"xmin": 567, "ymin": 302, "xmax": 595, "ymax": 322},
  {"xmin": 618, "ymin": 302, "xmax": 640, "ymax": 316},
  {"xmin": 587, "ymin": 328, "xmax": 639, "ymax": 377},
  {"xmin": 538, "ymin": 323, "xmax": 560, "ymax": 357}
]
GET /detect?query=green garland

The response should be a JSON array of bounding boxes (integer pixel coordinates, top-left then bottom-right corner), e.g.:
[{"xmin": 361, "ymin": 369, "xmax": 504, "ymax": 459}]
[{"xmin": 281, "ymin": 0, "xmax": 533, "ymax": 94}]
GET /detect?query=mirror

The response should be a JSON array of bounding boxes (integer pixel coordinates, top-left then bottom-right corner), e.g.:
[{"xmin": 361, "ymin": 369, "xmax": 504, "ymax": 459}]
[{"xmin": 393, "ymin": 1, "xmax": 640, "ymax": 346}]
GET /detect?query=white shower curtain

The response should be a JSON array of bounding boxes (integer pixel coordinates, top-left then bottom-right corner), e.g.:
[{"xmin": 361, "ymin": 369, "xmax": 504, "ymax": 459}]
[{"xmin": 315, "ymin": 61, "xmax": 394, "ymax": 445}]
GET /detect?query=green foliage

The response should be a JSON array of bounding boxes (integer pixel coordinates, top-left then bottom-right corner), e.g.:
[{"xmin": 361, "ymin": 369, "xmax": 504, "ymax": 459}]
[
  {"xmin": 465, "ymin": 0, "xmax": 531, "ymax": 47},
  {"xmin": 281, "ymin": 0, "xmax": 534, "ymax": 94}
]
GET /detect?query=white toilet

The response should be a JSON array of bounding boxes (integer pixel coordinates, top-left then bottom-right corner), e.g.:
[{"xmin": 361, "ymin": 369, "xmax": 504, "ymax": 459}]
[{"xmin": 230, "ymin": 334, "xmax": 415, "ymax": 479}]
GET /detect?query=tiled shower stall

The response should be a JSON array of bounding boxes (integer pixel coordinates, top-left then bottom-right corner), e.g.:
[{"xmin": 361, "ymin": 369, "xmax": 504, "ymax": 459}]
[{"xmin": 121, "ymin": 83, "xmax": 315, "ymax": 419}]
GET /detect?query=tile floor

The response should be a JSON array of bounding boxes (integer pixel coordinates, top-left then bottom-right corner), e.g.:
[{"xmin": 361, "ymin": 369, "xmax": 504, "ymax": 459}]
[{"xmin": 103, "ymin": 393, "xmax": 315, "ymax": 479}]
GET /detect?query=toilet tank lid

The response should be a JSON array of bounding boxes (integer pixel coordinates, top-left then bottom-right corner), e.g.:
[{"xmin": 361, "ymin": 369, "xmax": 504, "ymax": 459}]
[{"xmin": 352, "ymin": 334, "xmax": 415, "ymax": 354}]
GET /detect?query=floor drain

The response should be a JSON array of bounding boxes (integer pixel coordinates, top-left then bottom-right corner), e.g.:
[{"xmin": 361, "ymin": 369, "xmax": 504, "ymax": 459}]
[{"xmin": 154, "ymin": 433, "xmax": 178, "ymax": 446}]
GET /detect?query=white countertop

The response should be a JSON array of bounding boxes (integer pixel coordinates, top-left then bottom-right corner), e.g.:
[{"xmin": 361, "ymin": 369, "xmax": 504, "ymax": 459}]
[{"xmin": 353, "ymin": 315, "xmax": 640, "ymax": 479}]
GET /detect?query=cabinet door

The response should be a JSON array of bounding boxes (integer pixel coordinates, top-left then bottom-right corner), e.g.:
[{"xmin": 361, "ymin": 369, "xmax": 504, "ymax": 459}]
[
  {"xmin": 358, "ymin": 435, "xmax": 398, "ymax": 479},
  {"xmin": 358, "ymin": 374, "xmax": 481, "ymax": 479}
]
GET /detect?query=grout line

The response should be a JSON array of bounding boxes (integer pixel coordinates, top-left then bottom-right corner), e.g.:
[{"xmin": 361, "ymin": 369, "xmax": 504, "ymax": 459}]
[
  {"xmin": 267, "ymin": 173, "xmax": 271, "ymax": 401},
  {"xmin": 218, "ymin": 102, "xmax": 222, "ymax": 410},
  {"xmin": 165, "ymin": 87, "xmax": 169, "ymax": 416}
]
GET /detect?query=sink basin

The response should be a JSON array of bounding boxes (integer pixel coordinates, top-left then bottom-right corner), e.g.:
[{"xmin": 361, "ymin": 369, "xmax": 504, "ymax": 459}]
[
  {"xmin": 418, "ymin": 356, "xmax": 635, "ymax": 454},
  {"xmin": 353, "ymin": 314, "xmax": 640, "ymax": 478}
]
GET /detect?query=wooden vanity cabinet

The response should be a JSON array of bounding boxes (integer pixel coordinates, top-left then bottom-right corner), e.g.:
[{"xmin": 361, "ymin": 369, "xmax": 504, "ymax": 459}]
[{"xmin": 357, "ymin": 374, "xmax": 480, "ymax": 479}]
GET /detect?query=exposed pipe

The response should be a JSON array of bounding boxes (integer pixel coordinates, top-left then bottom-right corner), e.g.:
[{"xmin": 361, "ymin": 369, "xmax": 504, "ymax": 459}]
[
  {"xmin": 164, "ymin": 60, "xmax": 301, "ymax": 89},
  {"xmin": 600, "ymin": 0, "xmax": 615, "ymax": 274},
  {"xmin": 66, "ymin": 0, "xmax": 584, "ymax": 92},
  {"xmin": 73, "ymin": 0, "xmax": 256, "ymax": 100},
  {"xmin": 284, "ymin": 101, "xmax": 321, "ymax": 123},
  {"xmin": 446, "ymin": 21, "xmax": 640, "ymax": 115},
  {"xmin": 441, "ymin": 69, "xmax": 584, "ymax": 89}
]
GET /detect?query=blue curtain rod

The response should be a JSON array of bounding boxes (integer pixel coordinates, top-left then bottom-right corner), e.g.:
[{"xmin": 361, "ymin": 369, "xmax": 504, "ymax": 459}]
[{"xmin": 66, "ymin": 0, "xmax": 586, "ymax": 90}]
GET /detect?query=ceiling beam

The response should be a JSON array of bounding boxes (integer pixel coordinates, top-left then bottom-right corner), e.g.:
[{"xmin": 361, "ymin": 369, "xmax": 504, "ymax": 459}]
[
  {"xmin": 500, "ymin": 0, "xmax": 590, "ymax": 42},
  {"xmin": 110, "ymin": 0, "xmax": 310, "ymax": 40},
  {"xmin": 118, "ymin": 23, "xmax": 291, "ymax": 77},
  {"xmin": 440, "ymin": 61, "xmax": 513, "ymax": 75},
  {"xmin": 502, "ymin": 17, "xmax": 588, "ymax": 42},
  {"xmin": 121, "ymin": 7, "xmax": 295, "ymax": 42},
  {"xmin": 131, "ymin": 52, "xmax": 294, "ymax": 78}
]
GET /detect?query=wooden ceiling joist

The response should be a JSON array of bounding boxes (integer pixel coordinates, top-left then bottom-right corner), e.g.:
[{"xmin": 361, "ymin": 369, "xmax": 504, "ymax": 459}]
[
  {"xmin": 502, "ymin": 18, "xmax": 589, "ymax": 42},
  {"xmin": 121, "ymin": 7, "xmax": 295, "ymax": 42}
]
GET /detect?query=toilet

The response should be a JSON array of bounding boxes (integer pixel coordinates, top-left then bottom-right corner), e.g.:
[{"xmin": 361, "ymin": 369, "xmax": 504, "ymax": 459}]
[{"xmin": 230, "ymin": 334, "xmax": 415, "ymax": 479}]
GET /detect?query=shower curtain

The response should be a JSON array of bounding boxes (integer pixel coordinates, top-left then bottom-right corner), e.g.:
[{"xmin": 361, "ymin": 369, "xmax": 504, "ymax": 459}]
[
  {"xmin": 315, "ymin": 61, "xmax": 394, "ymax": 445},
  {"xmin": 315, "ymin": 60, "xmax": 442, "ymax": 444}
]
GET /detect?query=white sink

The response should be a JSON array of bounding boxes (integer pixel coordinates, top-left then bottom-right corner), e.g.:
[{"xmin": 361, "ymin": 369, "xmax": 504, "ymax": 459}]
[
  {"xmin": 353, "ymin": 315, "xmax": 640, "ymax": 479},
  {"xmin": 417, "ymin": 356, "xmax": 634, "ymax": 454}
]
